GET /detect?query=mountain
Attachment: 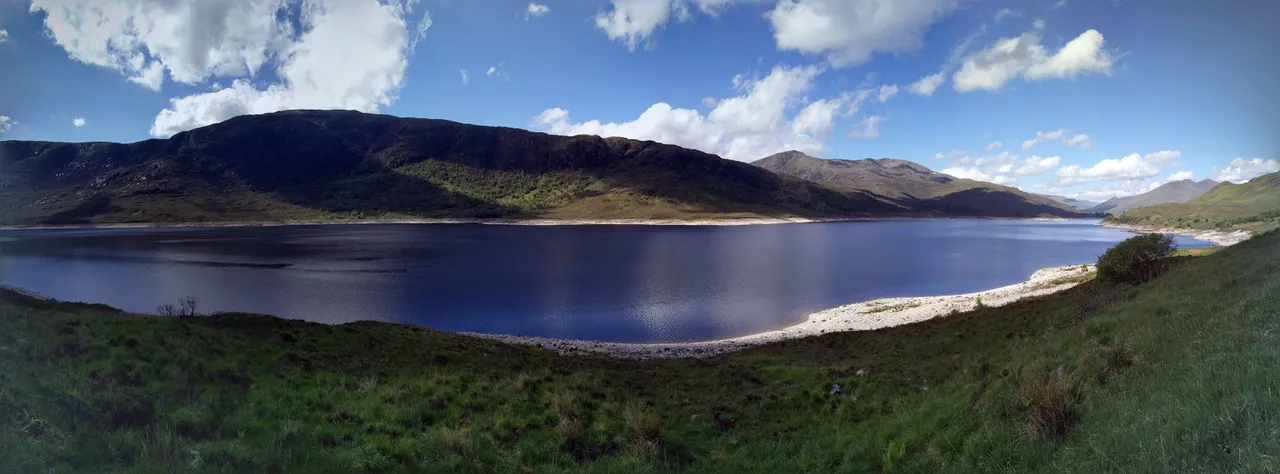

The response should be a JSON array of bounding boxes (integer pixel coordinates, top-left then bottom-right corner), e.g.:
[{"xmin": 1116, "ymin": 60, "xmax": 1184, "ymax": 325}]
[
  {"xmin": 752, "ymin": 151, "xmax": 1087, "ymax": 218},
  {"xmin": 1109, "ymin": 172, "xmax": 1280, "ymax": 231},
  {"xmin": 1043, "ymin": 195, "xmax": 1101, "ymax": 211},
  {"xmin": 0, "ymin": 110, "xmax": 916, "ymax": 225},
  {"xmin": 1086, "ymin": 179, "xmax": 1219, "ymax": 215}
]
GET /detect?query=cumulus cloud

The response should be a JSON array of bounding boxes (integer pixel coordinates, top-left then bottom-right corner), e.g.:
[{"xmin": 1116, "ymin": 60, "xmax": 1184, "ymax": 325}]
[
  {"xmin": 1165, "ymin": 170, "xmax": 1194, "ymax": 182},
  {"xmin": 1216, "ymin": 157, "xmax": 1280, "ymax": 183},
  {"xmin": 942, "ymin": 165, "xmax": 1016, "ymax": 186},
  {"xmin": 73, "ymin": 117, "xmax": 87, "ymax": 127},
  {"xmin": 595, "ymin": 0, "xmax": 953, "ymax": 67},
  {"xmin": 594, "ymin": 0, "xmax": 681, "ymax": 51},
  {"xmin": 766, "ymin": 0, "xmax": 954, "ymax": 67},
  {"xmin": 1021, "ymin": 129, "xmax": 1064, "ymax": 150},
  {"xmin": 985, "ymin": 141, "xmax": 1003, "ymax": 151},
  {"xmin": 1073, "ymin": 180, "xmax": 1163, "ymax": 200},
  {"xmin": 146, "ymin": 0, "xmax": 430, "ymax": 137},
  {"xmin": 877, "ymin": 84, "xmax": 899, "ymax": 103},
  {"xmin": 934, "ymin": 149, "xmax": 965, "ymax": 160},
  {"xmin": 534, "ymin": 65, "xmax": 880, "ymax": 161},
  {"xmin": 906, "ymin": 72, "xmax": 944, "ymax": 96},
  {"xmin": 527, "ymin": 2, "xmax": 551, "ymax": 18},
  {"xmin": 849, "ymin": 115, "xmax": 883, "ymax": 139},
  {"xmin": 0, "ymin": 116, "xmax": 12, "ymax": 134},
  {"xmin": 29, "ymin": 0, "xmax": 298, "ymax": 91},
  {"xmin": 1021, "ymin": 129, "xmax": 1091, "ymax": 151},
  {"xmin": 460, "ymin": 69, "xmax": 469, "ymax": 85},
  {"xmin": 953, "ymin": 28, "xmax": 1113, "ymax": 92},
  {"xmin": 0, "ymin": 29, "xmax": 8, "ymax": 43},
  {"xmin": 1054, "ymin": 151, "xmax": 1182, "ymax": 186},
  {"xmin": 1015, "ymin": 155, "xmax": 1059, "ymax": 176}
]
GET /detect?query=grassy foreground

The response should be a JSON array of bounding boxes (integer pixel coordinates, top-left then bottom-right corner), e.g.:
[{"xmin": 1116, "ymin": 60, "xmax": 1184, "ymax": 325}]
[{"xmin": 2, "ymin": 233, "xmax": 1279, "ymax": 472}]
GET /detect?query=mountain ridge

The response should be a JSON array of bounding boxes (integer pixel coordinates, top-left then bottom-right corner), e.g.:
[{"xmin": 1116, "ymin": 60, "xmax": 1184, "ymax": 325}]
[
  {"xmin": 752, "ymin": 150, "xmax": 1088, "ymax": 218},
  {"xmin": 1086, "ymin": 178, "xmax": 1219, "ymax": 215}
]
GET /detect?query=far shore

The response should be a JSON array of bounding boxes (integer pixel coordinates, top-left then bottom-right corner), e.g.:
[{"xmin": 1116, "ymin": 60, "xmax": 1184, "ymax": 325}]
[
  {"xmin": 0, "ymin": 214, "xmax": 1080, "ymax": 231},
  {"xmin": 1099, "ymin": 221, "xmax": 1253, "ymax": 246},
  {"xmin": 466, "ymin": 264, "xmax": 1098, "ymax": 360}
]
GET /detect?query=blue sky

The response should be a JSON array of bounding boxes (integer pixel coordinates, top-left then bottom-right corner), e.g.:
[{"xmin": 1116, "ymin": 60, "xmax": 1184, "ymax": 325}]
[{"xmin": 1, "ymin": 0, "xmax": 1277, "ymax": 200}]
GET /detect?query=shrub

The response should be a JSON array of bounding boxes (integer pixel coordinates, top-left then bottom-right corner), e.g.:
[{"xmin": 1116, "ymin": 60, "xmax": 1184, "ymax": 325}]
[
  {"xmin": 1096, "ymin": 234, "xmax": 1176, "ymax": 284},
  {"xmin": 1020, "ymin": 368, "xmax": 1079, "ymax": 438}
]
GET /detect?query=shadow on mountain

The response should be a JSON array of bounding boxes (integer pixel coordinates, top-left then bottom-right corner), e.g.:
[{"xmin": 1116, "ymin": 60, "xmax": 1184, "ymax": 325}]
[{"xmin": 4, "ymin": 110, "xmax": 912, "ymax": 224}]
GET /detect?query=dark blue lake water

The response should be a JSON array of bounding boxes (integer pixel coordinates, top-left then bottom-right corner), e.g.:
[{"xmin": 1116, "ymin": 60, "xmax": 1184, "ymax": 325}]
[{"xmin": 0, "ymin": 219, "xmax": 1208, "ymax": 342}]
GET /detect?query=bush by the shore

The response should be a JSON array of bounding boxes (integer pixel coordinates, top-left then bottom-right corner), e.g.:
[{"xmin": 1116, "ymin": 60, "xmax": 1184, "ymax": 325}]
[{"xmin": 1096, "ymin": 233, "xmax": 1176, "ymax": 284}]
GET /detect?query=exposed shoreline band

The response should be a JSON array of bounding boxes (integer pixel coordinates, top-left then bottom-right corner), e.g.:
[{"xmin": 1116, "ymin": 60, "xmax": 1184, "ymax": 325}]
[
  {"xmin": 465, "ymin": 264, "xmax": 1097, "ymax": 360},
  {"xmin": 1099, "ymin": 221, "xmax": 1253, "ymax": 246}
]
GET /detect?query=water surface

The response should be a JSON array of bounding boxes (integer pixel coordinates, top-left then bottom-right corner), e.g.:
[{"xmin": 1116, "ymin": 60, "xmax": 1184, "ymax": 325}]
[{"xmin": 0, "ymin": 219, "xmax": 1208, "ymax": 342}]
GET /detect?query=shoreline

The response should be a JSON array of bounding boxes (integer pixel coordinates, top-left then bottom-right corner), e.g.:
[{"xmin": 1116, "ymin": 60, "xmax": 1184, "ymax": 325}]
[
  {"xmin": 0, "ymin": 214, "xmax": 1080, "ymax": 231},
  {"xmin": 1098, "ymin": 221, "xmax": 1252, "ymax": 246},
  {"xmin": 465, "ymin": 264, "xmax": 1096, "ymax": 360}
]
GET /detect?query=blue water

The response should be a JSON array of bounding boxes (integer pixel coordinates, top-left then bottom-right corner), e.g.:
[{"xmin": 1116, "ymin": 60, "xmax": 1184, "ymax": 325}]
[{"xmin": 0, "ymin": 219, "xmax": 1209, "ymax": 343}]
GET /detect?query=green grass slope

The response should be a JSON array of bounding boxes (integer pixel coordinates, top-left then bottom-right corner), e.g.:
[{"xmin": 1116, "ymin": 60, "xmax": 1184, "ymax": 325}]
[
  {"xmin": 0, "ymin": 110, "xmax": 903, "ymax": 225},
  {"xmin": 1107, "ymin": 171, "xmax": 1280, "ymax": 232},
  {"xmin": 2, "ymin": 232, "xmax": 1279, "ymax": 472}
]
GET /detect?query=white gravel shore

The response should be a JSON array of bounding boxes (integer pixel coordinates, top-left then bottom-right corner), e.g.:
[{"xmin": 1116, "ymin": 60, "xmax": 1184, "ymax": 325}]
[
  {"xmin": 466, "ymin": 264, "xmax": 1097, "ymax": 360},
  {"xmin": 1099, "ymin": 222, "xmax": 1252, "ymax": 246}
]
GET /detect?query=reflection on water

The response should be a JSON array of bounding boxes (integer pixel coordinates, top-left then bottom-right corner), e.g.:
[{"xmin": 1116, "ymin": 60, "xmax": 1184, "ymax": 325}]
[{"xmin": 0, "ymin": 220, "xmax": 1209, "ymax": 343}]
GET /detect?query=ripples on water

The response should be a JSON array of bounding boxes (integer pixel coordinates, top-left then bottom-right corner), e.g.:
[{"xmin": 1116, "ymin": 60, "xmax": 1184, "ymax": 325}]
[{"xmin": 0, "ymin": 219, "xmax": 1209, "ymax": 343}]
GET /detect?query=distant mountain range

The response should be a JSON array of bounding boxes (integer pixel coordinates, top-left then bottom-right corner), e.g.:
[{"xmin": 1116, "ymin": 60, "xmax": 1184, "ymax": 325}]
[
  {"xmin": 1043, "ymin": 195, "xmax": 1101, "ymax": 211},
  {"xmin": 0, "ymin": 110, "xmax": 1088, "ymax": 226},
  {"xmin": 753, "ymin": 151, "xmax": 1085, "ymax": 218},
  {"xmin": 1111, "ymin": 172, "xmax": 1280, "ymax": 231},
  {"xmin": 1086, "ymin": 179, "xmax": 1219, "ymax": 215}
]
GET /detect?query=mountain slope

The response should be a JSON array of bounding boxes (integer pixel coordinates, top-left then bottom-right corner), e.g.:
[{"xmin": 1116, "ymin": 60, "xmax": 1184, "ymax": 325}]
[
  {"xmin": 753, "ymin": 150, "xmax": 1087, "ymax": 218},
  {"xmin": 0, "ymin": 110, "xmax": 910, "ymax": 225},
  {"xmin": 1043, "ymin": 195, "xmax": 1101, "ymax": 210},
  {"xmin": 1108, "ymin": 172, "xmax": 1280, "ymax": 231},
  {"xmin": 1087, "ymin": 179, "xmax": 1219, "ymax": 215}
]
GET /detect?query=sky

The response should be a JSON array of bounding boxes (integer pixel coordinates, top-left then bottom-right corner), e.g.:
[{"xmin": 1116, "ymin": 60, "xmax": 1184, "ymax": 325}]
[{"xmin": 1, "ymin": 0, "xmax": 1277, "ymax": 201}]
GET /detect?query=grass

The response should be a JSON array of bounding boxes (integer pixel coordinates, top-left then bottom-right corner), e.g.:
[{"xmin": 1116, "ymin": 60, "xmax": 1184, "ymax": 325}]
[
  {"xmin": 2, "ymin": 232, "xmax": 1280, "ymax": 472},
  {"xmin": 865, "ymin": 301, "xmax": 924, "ymax": 314}
]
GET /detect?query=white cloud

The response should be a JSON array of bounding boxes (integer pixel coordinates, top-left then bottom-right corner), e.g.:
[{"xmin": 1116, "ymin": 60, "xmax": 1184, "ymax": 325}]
[
  {"xmin": 877, "ymin": 84, "xmax": 899, "ymax": 103},
  {"xmin": 1052, "ymin": 0, "xmax": 1067, "ymax": 9},
  {"xmin": 1216, "ymin": 157, "xmax": 1280, "ymax": 183},
  {"xmin": 460, "ymin": 69, "xmax": 469, "ymax": 85},
  {"xmin": 527, "ymin": 2, "xmax": 551, "ymax": 18},
  {"xmin": 907, "ymin": 72, "xmax": 944, "ymax": 96},
  {"xmin": 1054, "ymin": 151, "xmax": 1182, "ymax": 186},
  {"xmin": 594, "ymin": 0, "xmax": 679, "ymax": 51},
  {"xmin": 487, "ymin": 66, "xmax": 497, "ymax": 76},
  {"xmin": 1021, "ymin": 129, "xmax": 1064, "ymax": 150},
  {"xmin": 73, "ymin": 117, "xmax": 87, "ymax": 127},
  {"xmin": 767, "ymin": 0, "xmax": 954, "ymax": 67},
  {"xmin": 941, "ymin": 165, "xmax": 1015, "ymax": 185},
  {"xmin": 534, "ymin": 65, "xmax": 877, "ymax": 161},
  {"xmin": 985, "ymin": 141, "xmax": 1003, "ymax": 150},
  {"xmin": 29, "ymin": 0, "xmax": 296, "ymax": 91},
  {"xmin": 934, "ymin": 149, "xmax": 965, "ymax": 160},
  {"xmin": 0, "ymin": 116, "xmax": 12, "ymax": 134},
  {"xmin": 1073, "ymin": 180, "xmax": 1162, "ymax": 200},
  {"xmin": 1165, "ymin": 170, "xmax": 1194, "ymax": 182},
  {"xmin": 0, "ymin": 29, "xmax": 8, "ymax": 44},
  {"xmin": 149, "ymin": 0, "xmax": 430, "ymax": 137},
  {"xmin": 953, "ymin": 29, "xmax": 1113, "ymax": 92},
  {"xmin": 1021, "ymin": 129, "xmax": 1092, "ymax": 151},
  {"xmin": 1016, "ymin": 155, "xmax": 1059, "ymax": 176},
  {"xmin": 993, "ymin": 8, "xmax": 1018, "ymax": 23},
  {"xmin": 595, "ymin": 0, "xmax": 953, "ymax": 68},
  {"xmin": 849, "ymin": 115, "xmax": 883, "ymax": 139},
  {"xmin": 1063, "ymin": 133, "xmax": 1092, "ymax": 148}
]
